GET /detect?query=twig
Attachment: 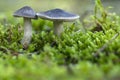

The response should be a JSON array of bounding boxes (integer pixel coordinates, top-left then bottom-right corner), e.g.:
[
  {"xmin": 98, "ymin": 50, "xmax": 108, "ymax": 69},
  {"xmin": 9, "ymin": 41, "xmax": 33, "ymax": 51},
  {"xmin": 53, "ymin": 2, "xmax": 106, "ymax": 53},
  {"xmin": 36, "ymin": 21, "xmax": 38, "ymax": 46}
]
[
  {"xmin": 93, "ymin": 32, "xmax": 120, "ymax": 57},
  {"xmin": 0, "ymin": 46, "xmax": 11, "ymax": 54}
]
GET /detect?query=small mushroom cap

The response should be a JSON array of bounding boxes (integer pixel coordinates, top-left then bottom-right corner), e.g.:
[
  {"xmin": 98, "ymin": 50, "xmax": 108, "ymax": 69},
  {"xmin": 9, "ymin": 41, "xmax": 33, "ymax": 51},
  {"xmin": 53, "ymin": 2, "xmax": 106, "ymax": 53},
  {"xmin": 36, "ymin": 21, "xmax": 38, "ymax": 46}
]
[
  {"xmin": 13, "ymin": 6, "xmax": 37, "ymax": 19},
  {"xmin": 36, "ymin": 8, "xmax": 80, "ymax": 21}
]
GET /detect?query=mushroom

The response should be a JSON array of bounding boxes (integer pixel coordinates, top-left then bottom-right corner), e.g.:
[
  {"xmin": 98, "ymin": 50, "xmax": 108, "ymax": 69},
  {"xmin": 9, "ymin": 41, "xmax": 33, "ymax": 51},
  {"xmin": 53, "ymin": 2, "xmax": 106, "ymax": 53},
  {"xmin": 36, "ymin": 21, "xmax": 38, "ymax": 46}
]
[
  {"xmin": 13, "ymin": 6, "xmax": 37, "ymax": 49},
  {"xmin": 36, "ymin": 8, "xmax": 80, "ymax": 36}
]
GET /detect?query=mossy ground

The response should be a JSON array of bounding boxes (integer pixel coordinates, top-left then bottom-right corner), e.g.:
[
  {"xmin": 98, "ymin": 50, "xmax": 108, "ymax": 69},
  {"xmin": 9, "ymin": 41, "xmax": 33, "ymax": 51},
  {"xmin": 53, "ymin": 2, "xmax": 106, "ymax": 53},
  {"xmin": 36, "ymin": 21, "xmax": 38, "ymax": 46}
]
[{"xmin": 0, "ymin": 0, "xmax": 120, "ymax": 80}]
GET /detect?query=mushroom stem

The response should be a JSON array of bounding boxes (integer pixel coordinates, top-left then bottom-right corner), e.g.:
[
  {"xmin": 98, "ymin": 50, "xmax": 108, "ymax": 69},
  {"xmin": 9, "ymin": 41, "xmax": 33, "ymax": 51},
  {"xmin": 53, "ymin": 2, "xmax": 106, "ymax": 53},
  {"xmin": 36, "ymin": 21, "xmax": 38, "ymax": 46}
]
[
  {"xmin": 53, "ymin": 21, "xmax": 63, "ymax": 36},
  {"xmin": 21, "ymin": 18, "xmax": 32, "ymax": 48}
]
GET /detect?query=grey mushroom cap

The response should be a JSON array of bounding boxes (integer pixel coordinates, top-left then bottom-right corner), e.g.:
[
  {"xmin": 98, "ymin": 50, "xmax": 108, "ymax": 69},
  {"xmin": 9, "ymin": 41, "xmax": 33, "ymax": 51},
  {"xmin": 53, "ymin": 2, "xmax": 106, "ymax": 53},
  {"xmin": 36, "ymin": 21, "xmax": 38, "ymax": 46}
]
[
  {"xmin": 36, "ymin": 8, "xmax": 80, "ymax": 21},
  {"xmin": 13, "ymin": 6, "xmax": 37, "ymax": 19}
]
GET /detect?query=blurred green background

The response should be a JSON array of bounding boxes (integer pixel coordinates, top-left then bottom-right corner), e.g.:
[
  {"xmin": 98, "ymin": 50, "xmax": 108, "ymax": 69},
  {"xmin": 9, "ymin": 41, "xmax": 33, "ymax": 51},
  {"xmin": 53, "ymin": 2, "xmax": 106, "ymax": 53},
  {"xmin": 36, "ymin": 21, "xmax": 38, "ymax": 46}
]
[
  {"xmin": 0, "ymin": 0, "xmax": 120, "ymax": 20},
  {"xmin": 0, "ymin": 0, "xmax": 93, "ymax": 14},
  {"xmin": 0, "ymin": 0, "xmax": 120, "ymax": 14}
]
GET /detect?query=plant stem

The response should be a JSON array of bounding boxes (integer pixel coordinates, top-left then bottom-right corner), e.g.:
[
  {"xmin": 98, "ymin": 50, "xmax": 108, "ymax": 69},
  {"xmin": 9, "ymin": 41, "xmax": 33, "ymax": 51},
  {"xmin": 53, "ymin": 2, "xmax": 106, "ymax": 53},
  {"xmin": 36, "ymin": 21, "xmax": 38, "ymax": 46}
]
[{"xmin": 93, "ymin": 32, "xmax": 120, "ymax": 57}]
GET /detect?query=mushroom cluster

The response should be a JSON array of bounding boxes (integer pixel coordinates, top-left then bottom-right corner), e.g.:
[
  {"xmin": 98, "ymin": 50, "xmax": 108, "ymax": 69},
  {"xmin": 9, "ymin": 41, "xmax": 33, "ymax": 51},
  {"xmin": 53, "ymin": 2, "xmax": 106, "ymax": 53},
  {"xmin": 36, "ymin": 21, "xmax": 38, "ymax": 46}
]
[{"xmin": 13, "ymin": 6, "xmax": 80, "ymax": 48}]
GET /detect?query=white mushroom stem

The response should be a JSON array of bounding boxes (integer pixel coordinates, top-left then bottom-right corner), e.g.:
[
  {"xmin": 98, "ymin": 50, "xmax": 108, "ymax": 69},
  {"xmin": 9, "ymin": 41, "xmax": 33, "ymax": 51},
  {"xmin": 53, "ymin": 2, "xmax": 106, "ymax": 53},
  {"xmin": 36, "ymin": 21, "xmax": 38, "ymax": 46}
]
[
  {"xmin": 53, "ymin": 21, "xmax": 63, "ymax": 36},
  {"xmin": 21, "ymin": 17, "xmax": 32, "ymax": 48}
]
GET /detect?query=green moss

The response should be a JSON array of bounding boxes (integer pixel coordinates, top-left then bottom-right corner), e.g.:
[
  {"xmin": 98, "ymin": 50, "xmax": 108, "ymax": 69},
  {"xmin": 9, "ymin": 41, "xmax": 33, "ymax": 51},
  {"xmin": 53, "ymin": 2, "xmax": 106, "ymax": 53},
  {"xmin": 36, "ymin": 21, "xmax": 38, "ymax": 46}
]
[{"xmin": 0, "ymin": 0, "xmax": 120, "ymax": 80}]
